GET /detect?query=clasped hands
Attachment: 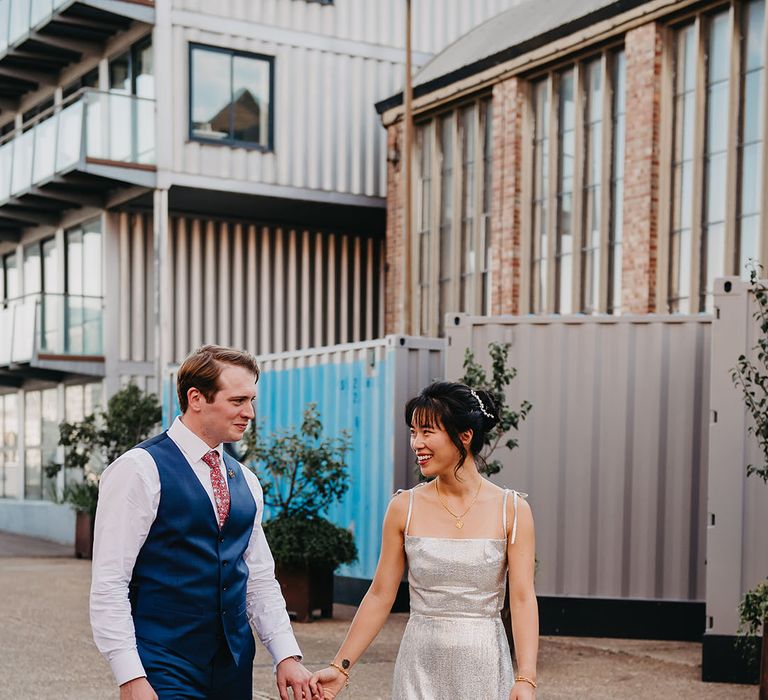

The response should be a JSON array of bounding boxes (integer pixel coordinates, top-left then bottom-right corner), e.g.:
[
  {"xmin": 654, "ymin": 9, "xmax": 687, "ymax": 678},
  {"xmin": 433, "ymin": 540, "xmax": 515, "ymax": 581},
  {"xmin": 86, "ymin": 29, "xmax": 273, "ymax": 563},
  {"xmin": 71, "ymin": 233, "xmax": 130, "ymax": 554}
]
[{"xmin": 277, "ymin": 657, "xmax": 348, "ymax": 700}]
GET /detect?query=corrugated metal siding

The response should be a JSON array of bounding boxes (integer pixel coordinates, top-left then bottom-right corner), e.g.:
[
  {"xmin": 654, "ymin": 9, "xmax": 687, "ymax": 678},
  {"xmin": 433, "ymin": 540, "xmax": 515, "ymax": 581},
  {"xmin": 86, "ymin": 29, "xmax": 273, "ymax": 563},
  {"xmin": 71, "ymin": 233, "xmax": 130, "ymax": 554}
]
[
  {"xmin": 161, "ymin": 336, "xmax": 446, "ymax": 580},
  {"xmin": 170, "ymin": 1, "xmax": 524, "ymax": 197},
  {"xmin": 445, "ymin": 314, "xmax": 712, "ymax": 602},
  {"xmin": 172, "ymin": 0, "xmax": 523, "ymax": 53},
  {"xmin": 167, "ymin": 215, "xmax": 383, "ymax": 361},
  {"xmin": 117, "ymin": 211, "xmax": 155, "ymax": 363}
]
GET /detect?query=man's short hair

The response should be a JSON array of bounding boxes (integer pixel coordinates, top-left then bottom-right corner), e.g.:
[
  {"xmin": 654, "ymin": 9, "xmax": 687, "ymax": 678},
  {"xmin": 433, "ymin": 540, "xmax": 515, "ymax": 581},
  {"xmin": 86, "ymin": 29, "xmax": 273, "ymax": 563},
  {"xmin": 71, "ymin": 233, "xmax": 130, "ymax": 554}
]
[{"xmin": 177, "ymin": 345, "xmax": 260, "ymax": 413}]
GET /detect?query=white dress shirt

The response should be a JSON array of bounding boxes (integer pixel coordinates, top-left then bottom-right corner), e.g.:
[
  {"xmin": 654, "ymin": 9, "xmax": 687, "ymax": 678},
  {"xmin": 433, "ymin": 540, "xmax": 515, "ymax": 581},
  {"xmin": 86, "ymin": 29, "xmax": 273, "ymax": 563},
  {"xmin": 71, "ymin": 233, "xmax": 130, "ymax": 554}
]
[{"xmin": 90, "ymin": 417, "xmax": 301, "ymax": 686}]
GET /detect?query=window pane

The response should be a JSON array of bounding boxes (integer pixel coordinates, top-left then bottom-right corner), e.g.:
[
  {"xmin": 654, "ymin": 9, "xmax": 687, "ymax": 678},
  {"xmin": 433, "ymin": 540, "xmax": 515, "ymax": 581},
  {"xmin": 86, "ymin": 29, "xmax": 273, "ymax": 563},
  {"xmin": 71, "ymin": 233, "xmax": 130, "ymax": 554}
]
[
  {"xmin": 82, "ymin": 220, "xmax": 102, "ymax": 297},
  {"xmin": 24, "ymin": 391, "xmax": 41, "ymax": 500},
  {"xmin": 460, "ymin": 105, "xmax": 476, "ymax": 312},
  {"xmin": 557, "ymin": 69, "xmax": 575, "ymax": 314},
  {"xmin": 67, "ymin": 229, "xmax": 83, "ymax": 296},
  {"xmin": 23, "ymin": 243, "xmax": 41, "ymax": 296},
  {"xmin": 739, "ymin": 214, "xmax": 761, "ymax": 277},
  {"xmin": 1, "ymin": 393, "xmax": 19, "ymax": 499},
  {"xmin": 609, "ymin": 50, "xmax": 626, "ymax": 314},
  {"xmin": 134, "ymin": 41, "xmax": 155, "ymax": 99},
  {"xmin": 4, "ymin": 253, "xmax": 18, "ymax": 299},
  {"xmin": 532, "ymin": 79, "xmax": 550, "ymax": 313},
  {"xmin": 41, "ymin": 388, "xmax": 58, "ymax": 501},
  {"xmin": 438, "ymin": 114, "xmax": 454, "ymax": 329},
  {"xmin": 109, "ymin": 51, "xmax": 131, "ymax": 94},
  {"xmin": 191, "ymin": 48, "xmax": 232, "ymax": 140},
  {"xmin": 232, "ymin": 55, "xmax": 271, "ymax": 146}
]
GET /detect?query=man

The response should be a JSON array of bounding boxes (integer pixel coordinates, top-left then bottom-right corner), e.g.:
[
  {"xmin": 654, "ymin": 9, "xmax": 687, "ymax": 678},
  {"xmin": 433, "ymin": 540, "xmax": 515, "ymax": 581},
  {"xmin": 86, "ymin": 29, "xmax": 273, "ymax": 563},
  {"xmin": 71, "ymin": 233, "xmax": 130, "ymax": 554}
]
[{"xmin": 90, "ymin": 345, "xmax": 316, "ymax": 700}]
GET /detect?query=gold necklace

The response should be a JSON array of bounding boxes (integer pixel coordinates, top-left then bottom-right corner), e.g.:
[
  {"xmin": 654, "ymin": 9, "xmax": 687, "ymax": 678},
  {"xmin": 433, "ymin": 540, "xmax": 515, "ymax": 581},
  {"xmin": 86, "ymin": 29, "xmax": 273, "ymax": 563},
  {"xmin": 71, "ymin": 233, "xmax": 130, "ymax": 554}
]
[{"xmin": 434, "ymin": 477, "xmax": 483, "ymax": 529}]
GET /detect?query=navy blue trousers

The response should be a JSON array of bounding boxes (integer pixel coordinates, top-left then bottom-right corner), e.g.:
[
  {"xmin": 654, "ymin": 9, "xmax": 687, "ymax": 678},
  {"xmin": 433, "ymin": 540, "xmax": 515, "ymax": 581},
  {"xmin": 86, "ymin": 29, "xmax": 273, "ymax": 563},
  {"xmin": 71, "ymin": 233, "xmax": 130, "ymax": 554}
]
[{"xmin": 137, "ymin": 635, "xmax": 254, "ymax": 700}]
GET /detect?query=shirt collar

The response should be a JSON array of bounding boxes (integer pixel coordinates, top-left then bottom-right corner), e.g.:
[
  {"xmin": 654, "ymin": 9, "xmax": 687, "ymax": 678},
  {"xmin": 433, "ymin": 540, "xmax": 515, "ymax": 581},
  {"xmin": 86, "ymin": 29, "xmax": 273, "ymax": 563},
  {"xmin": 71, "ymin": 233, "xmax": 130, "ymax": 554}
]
[{"xmin": 168, "ymin": 416, "xmax": 223, "ymax": 465}]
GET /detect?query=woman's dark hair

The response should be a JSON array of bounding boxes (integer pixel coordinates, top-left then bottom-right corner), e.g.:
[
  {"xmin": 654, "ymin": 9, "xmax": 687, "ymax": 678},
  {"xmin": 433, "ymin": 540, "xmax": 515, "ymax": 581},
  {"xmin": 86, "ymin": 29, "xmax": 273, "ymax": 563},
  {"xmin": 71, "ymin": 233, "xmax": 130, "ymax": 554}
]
[{"xmin": 405, "ymin": 381, "xmax": 499, "ymax": 476}]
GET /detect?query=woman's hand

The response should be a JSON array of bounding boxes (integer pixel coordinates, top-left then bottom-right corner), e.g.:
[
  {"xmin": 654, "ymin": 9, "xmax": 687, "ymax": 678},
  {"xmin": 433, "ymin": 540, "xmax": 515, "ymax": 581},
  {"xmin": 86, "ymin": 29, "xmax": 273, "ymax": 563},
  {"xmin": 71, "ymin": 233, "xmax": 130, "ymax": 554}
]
[
  {"xmin": 309, "ymin": 666, "xmax": 347, "ymax": 699},
  {"xmin": 509, "ymin": 679, "xmax": 536, "ymax": 699}
]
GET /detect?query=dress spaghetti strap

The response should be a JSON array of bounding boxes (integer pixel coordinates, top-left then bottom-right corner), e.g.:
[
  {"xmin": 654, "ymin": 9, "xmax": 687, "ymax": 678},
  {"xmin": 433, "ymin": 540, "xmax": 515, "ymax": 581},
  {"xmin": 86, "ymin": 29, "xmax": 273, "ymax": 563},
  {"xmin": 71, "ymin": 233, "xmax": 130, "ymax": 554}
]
[{"xmin": 503, "ymin": 489, "xmax": 525, "ymax": 545}]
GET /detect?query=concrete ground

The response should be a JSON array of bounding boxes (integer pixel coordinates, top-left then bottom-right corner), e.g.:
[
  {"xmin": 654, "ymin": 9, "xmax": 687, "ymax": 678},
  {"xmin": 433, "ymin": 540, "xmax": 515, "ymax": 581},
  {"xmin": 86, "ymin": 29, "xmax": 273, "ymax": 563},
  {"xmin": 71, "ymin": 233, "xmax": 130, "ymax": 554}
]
[{"xmin": 0, "ymin": 533, "xmax": 757, "ymax": 700}]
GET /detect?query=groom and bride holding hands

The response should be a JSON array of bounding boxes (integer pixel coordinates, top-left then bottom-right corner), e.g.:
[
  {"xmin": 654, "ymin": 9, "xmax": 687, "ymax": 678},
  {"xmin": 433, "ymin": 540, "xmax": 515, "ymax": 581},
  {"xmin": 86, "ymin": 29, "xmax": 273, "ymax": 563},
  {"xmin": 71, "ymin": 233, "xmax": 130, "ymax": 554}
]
[{"xmin": 90, "ymin": 344, "xmax": 538, "ymax": 700}]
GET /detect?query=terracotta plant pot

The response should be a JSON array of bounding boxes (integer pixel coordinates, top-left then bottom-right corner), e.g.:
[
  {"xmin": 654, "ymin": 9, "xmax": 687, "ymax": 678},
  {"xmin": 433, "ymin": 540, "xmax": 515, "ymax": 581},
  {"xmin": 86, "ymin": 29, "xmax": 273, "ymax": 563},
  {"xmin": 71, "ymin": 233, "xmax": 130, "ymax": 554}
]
[
  {"xmin": 74, "ymin": 511, "xmax": 95, "ymax": 559},
  {"xmin": 275, "ymin": 564, "xmax": 334, "ymax": 623}
]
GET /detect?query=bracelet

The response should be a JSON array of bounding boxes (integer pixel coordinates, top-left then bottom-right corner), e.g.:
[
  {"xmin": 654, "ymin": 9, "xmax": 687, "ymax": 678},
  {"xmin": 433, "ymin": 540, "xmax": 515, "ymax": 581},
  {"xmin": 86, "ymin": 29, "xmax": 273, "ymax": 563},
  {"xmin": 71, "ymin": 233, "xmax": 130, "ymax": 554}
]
[
  {"xmin": 329, "ymin": 662, "xmax": 350, "ymax": 688},
  {"xmin": 515, "ymin": 675, "xmax": 537, "ymax": 689}
]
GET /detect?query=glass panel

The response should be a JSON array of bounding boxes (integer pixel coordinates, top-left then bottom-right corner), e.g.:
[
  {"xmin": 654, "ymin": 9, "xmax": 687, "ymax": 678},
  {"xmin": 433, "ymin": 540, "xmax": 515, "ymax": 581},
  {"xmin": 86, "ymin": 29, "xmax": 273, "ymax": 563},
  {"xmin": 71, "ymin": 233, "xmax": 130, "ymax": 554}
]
[
  {"xmin": 109, "ymin": 51, "xmax": 131, "ymax": 94},
  {"xmin": 82, "ymin": 220, "xmax": 101, "ymax": 296},
  {"xmin": 438, "ymin": 113, "xmax": 454, "ymax": 330},
  {"xmin": 30, "ymin": 0, "xmax": 51, "ymax": 27},
  {"xmin": 669, "ymin": 25, "xmax": 696, "ymax": 312},
  {"xmin": 56, "ymin": 100, "xmax": 83, "ymax": 170},
  {"xmin": 232, "ymin": 54, "xmax": 270, "ymax": 146},
  {"xmin": 1, "ymin": 393, "xmax": 20, "ymax": 498},
  {"xmin": 459, "ymin": 105, "xmax": 476, "ymax": 312},
  {"xmin": 24, "ymin": 391, "xmax": 41, "ymax": 500},
  {"xmin": 133, "ymin": 41, "xmax": 154, "ymax": 99},
  {"xmin": 532, "ymin": 79, "xmax": 550, "ymax": 314},
  {"xmin": 109, "ymin": 93, "xmax": 133, "ymax": 161},
  {"xmin": 609, "ymin": 50, "xmax": 626, "ymax": 314},
  {"xmin": 0, "ymin": 0, "xmax": 9, "ymax": 54},
  {"xmin": 32, "ymin": 114, "xmax": 57, "ymax": 183},
  {"xmin": 557, "ymin": 69, "xmax": 575, "ymax": 314},
  {"xmin": 416, "ymin": 123, "xmax": 432, "ymax": 333},
  {"xmin": 41, "ymin": 387, "xmax": 57, "ymax": 500},
  {"xmin": 11, "ymin": 129, "xmax": 34, "ymax": 195},
  {"xmin": 0, "ymin": 140, "xmax": 12, "ymax": 201},
  {"xmin": 191, "ymin": 48, "xmax": 232, "ymax": 140},
  {"xmin": 738, "ymin": 214, "xmax": 761, "ymax": 277},
  {"xmin": 481, "ymin": 98, "xmax": 492, "ymax": 315},
  {"xmin": 23, "ymin": 242, "xmax": 41, "ymax": 296},
  {"xmin": 8, "ymin": 0, "xmax": 28, "ymax": 45},
  {"xmin": 41, "ymin": 238, "xmax": 58, "ymax": 351},
  {"xmin": 741, "ymin": 143, "xmax": 761, "ymax": 216},
  {"xmin": 67, "ymin": 228, "xmax": 83, "ymax": 296},
  {"xmin": 4, "ymin": 253, "xmax": 18, "ymax": 299}
]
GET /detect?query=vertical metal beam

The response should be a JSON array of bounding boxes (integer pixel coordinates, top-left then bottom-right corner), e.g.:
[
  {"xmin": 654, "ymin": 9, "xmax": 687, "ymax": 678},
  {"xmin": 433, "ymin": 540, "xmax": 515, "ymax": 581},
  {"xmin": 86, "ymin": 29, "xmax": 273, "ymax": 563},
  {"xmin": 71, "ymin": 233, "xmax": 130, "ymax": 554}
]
[
  {"xmin": 132, "ymin": 213, "xmax": 146, "ymax": 363},
  {"xmin": 246, "ymin": 224, "xmax": 258, "ymax": 354},
  {"xmin": 190, "ymin": 218, "xmax": 203, "ymax": 350},
  {"xmin": 175, "ymin": 217, "xmax": 189, "ymax": 362},
  {"xmin": 232, "ymin": 223, "xmax": 244, "ymax": 350}
]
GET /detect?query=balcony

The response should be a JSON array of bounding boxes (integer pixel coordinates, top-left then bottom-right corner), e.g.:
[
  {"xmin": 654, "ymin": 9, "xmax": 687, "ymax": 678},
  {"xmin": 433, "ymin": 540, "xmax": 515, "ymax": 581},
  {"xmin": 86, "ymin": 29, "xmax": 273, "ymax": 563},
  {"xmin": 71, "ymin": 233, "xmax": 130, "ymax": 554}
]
[
  {"xmin": 0, "ymin": 0, "xmax": 154, "ymax": 104},
  {"xmin": 0, "ymin": 88, "xmax": 155, "ymax": 238},
  {"xmin": 0, "ymin": 292, "xmax": 105, "ymax": 384}
]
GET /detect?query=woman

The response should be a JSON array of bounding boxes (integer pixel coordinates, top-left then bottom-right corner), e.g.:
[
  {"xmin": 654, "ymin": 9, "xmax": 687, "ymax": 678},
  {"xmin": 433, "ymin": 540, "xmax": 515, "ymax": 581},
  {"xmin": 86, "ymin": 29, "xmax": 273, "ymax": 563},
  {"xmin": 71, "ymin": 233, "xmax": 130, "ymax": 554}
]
[{"xmin": 310, "ymin": 381, "xmax": 538, "ymax": 699}]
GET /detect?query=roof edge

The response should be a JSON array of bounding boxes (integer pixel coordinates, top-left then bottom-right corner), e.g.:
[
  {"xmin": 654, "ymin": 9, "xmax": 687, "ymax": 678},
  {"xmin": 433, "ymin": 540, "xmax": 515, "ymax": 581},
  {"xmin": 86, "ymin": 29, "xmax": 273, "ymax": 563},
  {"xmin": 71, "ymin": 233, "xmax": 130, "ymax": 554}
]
[{"xmin": 375, "ymin": 0, "xmax": 648, "ymax": 115}]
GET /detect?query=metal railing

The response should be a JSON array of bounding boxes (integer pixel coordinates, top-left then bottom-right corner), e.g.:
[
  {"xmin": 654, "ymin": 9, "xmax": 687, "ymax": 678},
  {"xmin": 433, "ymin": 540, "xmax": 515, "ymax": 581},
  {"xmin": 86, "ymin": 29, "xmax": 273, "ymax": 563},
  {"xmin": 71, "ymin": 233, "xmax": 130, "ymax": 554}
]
[
  {"xmin": 0, "ymin": 89, "xmax": 155, "ymax": 202},
  {"xmin": 0, "ymin": 0, "xmax": 69, "ymax": 52},
  {"xmin": 0, "ymin": 292, "xmax": 104, "ymax": 365}
]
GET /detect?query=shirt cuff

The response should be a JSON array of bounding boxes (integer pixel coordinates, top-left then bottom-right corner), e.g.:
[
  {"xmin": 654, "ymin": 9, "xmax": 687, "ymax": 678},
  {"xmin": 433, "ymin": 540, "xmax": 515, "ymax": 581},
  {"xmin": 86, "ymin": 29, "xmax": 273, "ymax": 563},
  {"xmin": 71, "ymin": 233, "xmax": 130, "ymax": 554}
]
[
  {"xmin": 110, "ymin": 649, "xmax": 146, "ymax": 687},
  {"xmin": 267, "ymin": 632, "xmax": 303, "ymax": 668}
]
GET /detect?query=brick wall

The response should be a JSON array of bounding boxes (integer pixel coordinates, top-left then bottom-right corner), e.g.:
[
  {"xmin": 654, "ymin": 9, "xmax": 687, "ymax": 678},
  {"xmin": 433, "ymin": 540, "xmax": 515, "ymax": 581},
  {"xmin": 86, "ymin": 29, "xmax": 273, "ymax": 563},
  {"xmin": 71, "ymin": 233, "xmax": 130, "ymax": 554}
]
[
  {"xmin": 490, "ymin": 76, "xmax": 524, "ymax": 315},
  {"xmin": 622, "ymin": 22, "xmax": 663, "ymax": 313}
]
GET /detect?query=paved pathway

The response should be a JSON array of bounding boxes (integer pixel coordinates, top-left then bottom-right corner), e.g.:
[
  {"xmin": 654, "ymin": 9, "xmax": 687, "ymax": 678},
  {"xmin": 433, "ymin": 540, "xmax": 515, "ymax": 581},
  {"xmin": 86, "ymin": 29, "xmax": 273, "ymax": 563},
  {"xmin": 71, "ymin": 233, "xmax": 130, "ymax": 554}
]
[{"xmin": 0, "ymin": 533, "xmax": 757, "ymax": 699}]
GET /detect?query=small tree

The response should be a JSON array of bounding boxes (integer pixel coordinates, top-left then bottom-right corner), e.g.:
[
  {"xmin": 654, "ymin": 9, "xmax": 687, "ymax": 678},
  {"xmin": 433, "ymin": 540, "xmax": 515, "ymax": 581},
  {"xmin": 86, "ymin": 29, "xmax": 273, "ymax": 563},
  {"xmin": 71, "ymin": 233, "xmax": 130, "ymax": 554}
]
[
  {"xmin": 241, "ymin": 403, "xmax": 357, "ymax": 570},
  {"xmin": 47, "ymin": 384, "xmax": 162, "ymax": 517},
  {"xmin": 461, "ymin": 341, "xmax": 532, "ymax": 476},
  {"xmin": 731, "ymin": 264, "xmax": 768, "ymax": 689}
]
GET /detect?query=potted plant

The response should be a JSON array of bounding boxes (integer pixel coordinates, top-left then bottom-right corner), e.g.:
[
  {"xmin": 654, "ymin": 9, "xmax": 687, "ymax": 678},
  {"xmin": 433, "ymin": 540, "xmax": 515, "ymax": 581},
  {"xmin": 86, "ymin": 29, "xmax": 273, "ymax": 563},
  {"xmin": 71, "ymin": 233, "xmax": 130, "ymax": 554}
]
[
  {"xmin": 738, "ymin": 581, "xmax": 768, "ymax": 697},
  {"xmin": 241, "ymin": 403, "xmax": 357, "ymax": 622},
  {"xmin": 46, "ymin": 384, "xmax": 161, "ymax": 558}
]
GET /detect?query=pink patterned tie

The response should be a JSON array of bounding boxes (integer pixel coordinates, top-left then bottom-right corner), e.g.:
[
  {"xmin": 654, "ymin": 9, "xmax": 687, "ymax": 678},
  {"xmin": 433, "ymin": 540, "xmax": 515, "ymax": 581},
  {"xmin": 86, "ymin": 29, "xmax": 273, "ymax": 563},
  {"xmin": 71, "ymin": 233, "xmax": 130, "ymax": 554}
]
[{"xmin": 202, "ymin": 450, "xmax": 230, "ymax": 528}]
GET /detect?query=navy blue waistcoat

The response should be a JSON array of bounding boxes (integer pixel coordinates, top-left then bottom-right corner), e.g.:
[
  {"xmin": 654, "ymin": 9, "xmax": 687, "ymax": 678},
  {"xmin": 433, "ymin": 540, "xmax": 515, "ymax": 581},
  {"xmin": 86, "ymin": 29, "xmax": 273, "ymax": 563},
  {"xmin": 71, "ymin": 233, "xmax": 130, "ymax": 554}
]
[{"xmin": 130, "ymin": 432, "xmax": 257, "ymax": 667}]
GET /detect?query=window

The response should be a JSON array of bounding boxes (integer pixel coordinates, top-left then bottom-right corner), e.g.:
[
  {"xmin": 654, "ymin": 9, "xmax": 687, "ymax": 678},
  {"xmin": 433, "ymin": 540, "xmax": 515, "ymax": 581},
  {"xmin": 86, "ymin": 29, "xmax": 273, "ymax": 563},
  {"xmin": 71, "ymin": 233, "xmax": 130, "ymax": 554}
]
[
  {"xmin": 666, "ymin": 2, "xmax": 767, "ymax": 312},
  {"xmin": 23, "ymin": 237, "xmax": 58, "ymax": 350},
  {"xmin": 24, "ymin": 388, "xmax": 58, "ymax": 501},
  {"xmin": 413, "ymin": 97, "xmax": 493, "ymax": 335},
  {"xmin": 64, "ymin": 382, "xmax": 102, "ymax": 488},
  {"xmin": 1, "ymin": 252, "xmax": 19, "ymax": 304},
  {"xmin": 0, "ymin": 393, "xmax": 19, "ymax": 499},
  {"xmin": 66, "ymin": 219, "xmax": 103, "ymax": 355},
  {"xmin": 190, "ymin": 44, "xmax": 273, "ymax": 150},
  {"xmin": 110, "ymin": 37, "xmax": 154, "ymax": 98},
  {"xmin": 528, "ymin": 48, "xmax": 626, "ymax": 314}
]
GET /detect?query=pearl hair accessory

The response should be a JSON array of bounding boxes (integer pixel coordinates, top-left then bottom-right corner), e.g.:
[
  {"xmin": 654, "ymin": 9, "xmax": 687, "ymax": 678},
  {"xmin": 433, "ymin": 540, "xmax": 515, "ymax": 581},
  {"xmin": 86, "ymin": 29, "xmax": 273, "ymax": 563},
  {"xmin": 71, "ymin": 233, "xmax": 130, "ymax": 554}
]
[{"xmin": 469, "ymin": 389, "xmax": 494, "ymax": 419}]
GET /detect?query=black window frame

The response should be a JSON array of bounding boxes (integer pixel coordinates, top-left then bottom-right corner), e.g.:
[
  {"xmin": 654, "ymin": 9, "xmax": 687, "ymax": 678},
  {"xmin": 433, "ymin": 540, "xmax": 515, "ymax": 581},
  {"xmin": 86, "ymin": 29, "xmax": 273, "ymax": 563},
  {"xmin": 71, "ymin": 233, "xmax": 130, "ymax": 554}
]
[{"xmin": 188, "ymin": 42, "xmax": 275, "ymax": 152}]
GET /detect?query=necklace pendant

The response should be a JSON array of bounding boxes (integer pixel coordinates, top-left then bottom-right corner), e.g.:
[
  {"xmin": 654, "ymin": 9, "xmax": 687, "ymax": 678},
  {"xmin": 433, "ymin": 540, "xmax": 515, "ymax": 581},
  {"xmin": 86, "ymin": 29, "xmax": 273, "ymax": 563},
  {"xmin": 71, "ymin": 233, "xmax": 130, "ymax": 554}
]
[{"xmin": 455, "ymin": 520, "xmax": 464, "ymax": 529}]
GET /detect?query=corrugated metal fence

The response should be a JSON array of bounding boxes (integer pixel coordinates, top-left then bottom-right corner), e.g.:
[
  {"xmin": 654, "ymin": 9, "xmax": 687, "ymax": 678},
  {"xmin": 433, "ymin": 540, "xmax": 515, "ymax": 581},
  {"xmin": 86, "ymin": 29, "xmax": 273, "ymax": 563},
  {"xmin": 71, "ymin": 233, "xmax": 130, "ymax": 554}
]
[{"xmin": 445, "ymin": 313, "xmax": 712, "ymax": 602}]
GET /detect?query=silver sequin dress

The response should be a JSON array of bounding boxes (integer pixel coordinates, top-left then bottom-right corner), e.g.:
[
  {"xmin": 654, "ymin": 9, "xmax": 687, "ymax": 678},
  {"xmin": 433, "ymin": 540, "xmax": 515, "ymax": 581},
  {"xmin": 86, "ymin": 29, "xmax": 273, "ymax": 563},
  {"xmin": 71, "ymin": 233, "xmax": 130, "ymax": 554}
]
[{"xmin": 391, "ymin": 487, "xmax": 520, "ymax": 700}]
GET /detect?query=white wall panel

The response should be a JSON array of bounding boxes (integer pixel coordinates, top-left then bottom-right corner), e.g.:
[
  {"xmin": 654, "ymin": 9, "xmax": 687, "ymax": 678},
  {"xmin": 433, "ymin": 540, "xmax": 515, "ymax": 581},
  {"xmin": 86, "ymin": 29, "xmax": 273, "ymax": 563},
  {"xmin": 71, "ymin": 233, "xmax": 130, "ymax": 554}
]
[{"xmin": 167, "ymin": 215, "xmax": 384, "ymax": 362}]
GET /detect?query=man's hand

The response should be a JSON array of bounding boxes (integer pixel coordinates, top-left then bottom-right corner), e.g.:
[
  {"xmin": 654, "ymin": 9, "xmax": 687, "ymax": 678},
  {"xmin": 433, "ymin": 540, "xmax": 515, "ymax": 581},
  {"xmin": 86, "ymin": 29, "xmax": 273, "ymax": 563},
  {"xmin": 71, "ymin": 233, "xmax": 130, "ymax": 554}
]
[
  {"xmin": 309, "ymin": 666, "xmax": 347, "ymax": 699},
  {"xmin": 276, "ymin": 657, "xmax": 314, "ymax": 700},
  {"xmin": 119, "ymin": 677, "xmax": 157, "ymax": 700}
]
